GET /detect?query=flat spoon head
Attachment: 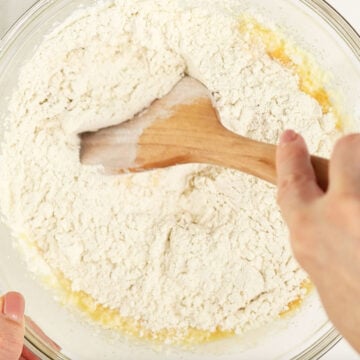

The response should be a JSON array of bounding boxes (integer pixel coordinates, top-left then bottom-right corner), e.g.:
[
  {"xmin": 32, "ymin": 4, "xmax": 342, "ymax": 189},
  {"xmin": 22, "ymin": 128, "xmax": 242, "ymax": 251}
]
[
  {"xmin": 80, "ymin": 76, "xmax": 329, "ymax": 190},
  {"xmin": 80, "ymin": 77, "xmax": 219, "ymax": 172}
]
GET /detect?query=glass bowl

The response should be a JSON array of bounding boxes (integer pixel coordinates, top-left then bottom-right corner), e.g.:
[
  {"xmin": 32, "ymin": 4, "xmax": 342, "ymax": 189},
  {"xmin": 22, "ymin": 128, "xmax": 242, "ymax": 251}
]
[{"xmin": 0, "ymin": 0, "xmax": 359, "ymax": 359}]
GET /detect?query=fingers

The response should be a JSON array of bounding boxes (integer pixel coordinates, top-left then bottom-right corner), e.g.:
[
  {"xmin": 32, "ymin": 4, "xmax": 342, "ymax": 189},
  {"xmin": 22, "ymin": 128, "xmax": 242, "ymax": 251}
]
[
  {"xmin": 276, "ymin": 130, "xmax": 323, "ymax": 222},
  {"xmin": 329, "ymin": 134, "xmax": 360, "ymax": 195},
  {"xmin": 0, "ymin": 292, "xmax": 25, "ymax": 360}
]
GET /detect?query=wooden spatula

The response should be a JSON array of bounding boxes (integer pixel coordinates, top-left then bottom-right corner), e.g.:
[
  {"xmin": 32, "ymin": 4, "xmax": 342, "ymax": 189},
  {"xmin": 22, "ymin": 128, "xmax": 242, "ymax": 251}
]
[{"xmin": 80, "ymin": 77, "xmax": 329, "ymax": 190}]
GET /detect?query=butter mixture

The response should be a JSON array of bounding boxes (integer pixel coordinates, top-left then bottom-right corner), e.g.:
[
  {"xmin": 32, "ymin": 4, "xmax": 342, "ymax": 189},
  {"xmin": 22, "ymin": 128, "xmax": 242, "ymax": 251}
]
[{"xmin": 0, "ymin": 0, "xmax": 340, "ymax": 344}]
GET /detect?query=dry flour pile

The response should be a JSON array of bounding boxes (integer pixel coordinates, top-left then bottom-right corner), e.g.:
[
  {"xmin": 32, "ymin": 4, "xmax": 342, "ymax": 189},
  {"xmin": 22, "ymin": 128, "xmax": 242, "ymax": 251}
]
[{"xmin": 0, "ymin": 0, "xmax": 339, "ymax": 340}]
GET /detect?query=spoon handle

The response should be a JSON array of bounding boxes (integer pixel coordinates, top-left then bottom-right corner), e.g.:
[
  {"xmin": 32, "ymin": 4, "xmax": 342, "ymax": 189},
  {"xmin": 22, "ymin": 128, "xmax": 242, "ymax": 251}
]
[{"xmin": 195, "ymin": 129, "xmax": 329, "ymax": 191}]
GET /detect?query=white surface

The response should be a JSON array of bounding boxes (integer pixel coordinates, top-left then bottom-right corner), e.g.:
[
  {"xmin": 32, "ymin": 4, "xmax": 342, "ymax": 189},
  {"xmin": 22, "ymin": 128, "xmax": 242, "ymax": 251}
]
[{"xmin": 0, "ymin": 0, "xmax": 359, "ymax": 359}]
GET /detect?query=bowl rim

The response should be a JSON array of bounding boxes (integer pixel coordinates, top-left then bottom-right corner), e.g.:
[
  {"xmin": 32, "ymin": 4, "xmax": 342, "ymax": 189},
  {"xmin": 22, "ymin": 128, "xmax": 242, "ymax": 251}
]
[
  {"xmin": 299, "ymin": 0, "xmax": 360, "ymax": 61},
  {"xmin": 0, "ymin": 0, "xmax": 358, "ymax": 359}
]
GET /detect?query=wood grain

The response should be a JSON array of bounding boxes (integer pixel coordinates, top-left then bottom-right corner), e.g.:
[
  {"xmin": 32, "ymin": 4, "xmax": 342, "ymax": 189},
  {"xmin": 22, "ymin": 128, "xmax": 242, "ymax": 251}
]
[{"xmin": 81, "ymin": 79, "xmax": 329, "ymax": 191}]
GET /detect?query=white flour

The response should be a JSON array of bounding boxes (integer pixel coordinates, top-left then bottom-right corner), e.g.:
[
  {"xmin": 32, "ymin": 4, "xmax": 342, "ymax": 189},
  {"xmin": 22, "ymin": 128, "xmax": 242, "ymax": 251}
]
[{"xmin": 0, "ymin": 0, "xmax": 339, "ymax": 339}]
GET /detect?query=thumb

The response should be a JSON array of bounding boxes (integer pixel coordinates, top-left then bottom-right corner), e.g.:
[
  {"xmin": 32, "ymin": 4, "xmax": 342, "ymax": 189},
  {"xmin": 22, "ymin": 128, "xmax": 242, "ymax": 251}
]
[
  {"xmin": 0, "ymin": 292, "xmax": 25, "ymax": 360},
  {"xmin": 276, "ymin": 130, "xmax": 323, "ymax": 224}
]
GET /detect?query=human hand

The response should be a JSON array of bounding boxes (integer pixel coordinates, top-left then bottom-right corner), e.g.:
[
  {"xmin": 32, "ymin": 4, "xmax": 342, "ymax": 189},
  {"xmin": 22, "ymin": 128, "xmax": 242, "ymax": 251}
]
[
  {"xmin": 277, "ymin": 130, "xmax": 360, "ymax": 353},
  {"xmin": 0, "ymin": 292, "xmax": 25, "ymax": 360}
]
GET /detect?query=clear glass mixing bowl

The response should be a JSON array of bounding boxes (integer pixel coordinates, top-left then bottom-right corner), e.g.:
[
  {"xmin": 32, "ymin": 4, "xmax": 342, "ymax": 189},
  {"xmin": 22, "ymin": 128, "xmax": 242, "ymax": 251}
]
[{"xmin": 0, "ymin": 0, "xmax": 359, "ymax": 359}]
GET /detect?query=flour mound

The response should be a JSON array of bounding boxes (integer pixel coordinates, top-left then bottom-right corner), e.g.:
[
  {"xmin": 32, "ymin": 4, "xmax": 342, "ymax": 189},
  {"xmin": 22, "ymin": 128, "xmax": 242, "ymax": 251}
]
[{"xmin": 0, "ymin": 0, "xmax": 338, "ymax": 337}]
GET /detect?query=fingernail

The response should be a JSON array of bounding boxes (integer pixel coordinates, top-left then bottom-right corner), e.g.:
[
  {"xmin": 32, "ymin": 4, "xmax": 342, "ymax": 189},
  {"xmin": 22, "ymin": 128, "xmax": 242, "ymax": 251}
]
[
  {"xmin": 280, "ymin": 130, "xmax": 298, "ymax": 146},
  {"xmin": 3, "ymin": 292, "xmax": 25, "ymax": 324}
]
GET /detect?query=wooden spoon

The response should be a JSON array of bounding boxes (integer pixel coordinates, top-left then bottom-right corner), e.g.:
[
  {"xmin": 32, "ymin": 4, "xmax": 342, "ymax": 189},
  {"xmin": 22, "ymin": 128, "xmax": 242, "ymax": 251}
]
[{"xmin": 80, "ymin": 77, "xmax": 329, "ymax": 190}]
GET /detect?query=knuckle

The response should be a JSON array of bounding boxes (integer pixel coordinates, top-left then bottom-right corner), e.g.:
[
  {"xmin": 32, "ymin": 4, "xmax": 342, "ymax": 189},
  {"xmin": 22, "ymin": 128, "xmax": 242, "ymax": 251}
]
[
  {"xmin": 277, "ymin": 173, "xmax": 314, "ymax": 204},
  {"xmin": 279, "ymin": 172, "xmax": 313, "ymax": 189},
  {"xmin": 283, "ymin": 142, "xmax": 308, "ymax": 159}
]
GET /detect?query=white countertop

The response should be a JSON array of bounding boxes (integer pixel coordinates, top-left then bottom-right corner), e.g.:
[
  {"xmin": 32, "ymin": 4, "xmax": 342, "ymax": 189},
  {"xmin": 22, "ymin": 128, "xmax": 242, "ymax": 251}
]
[{"xmin": 0, "ymin": 0, "xmax": 359, "ymax": 359}]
